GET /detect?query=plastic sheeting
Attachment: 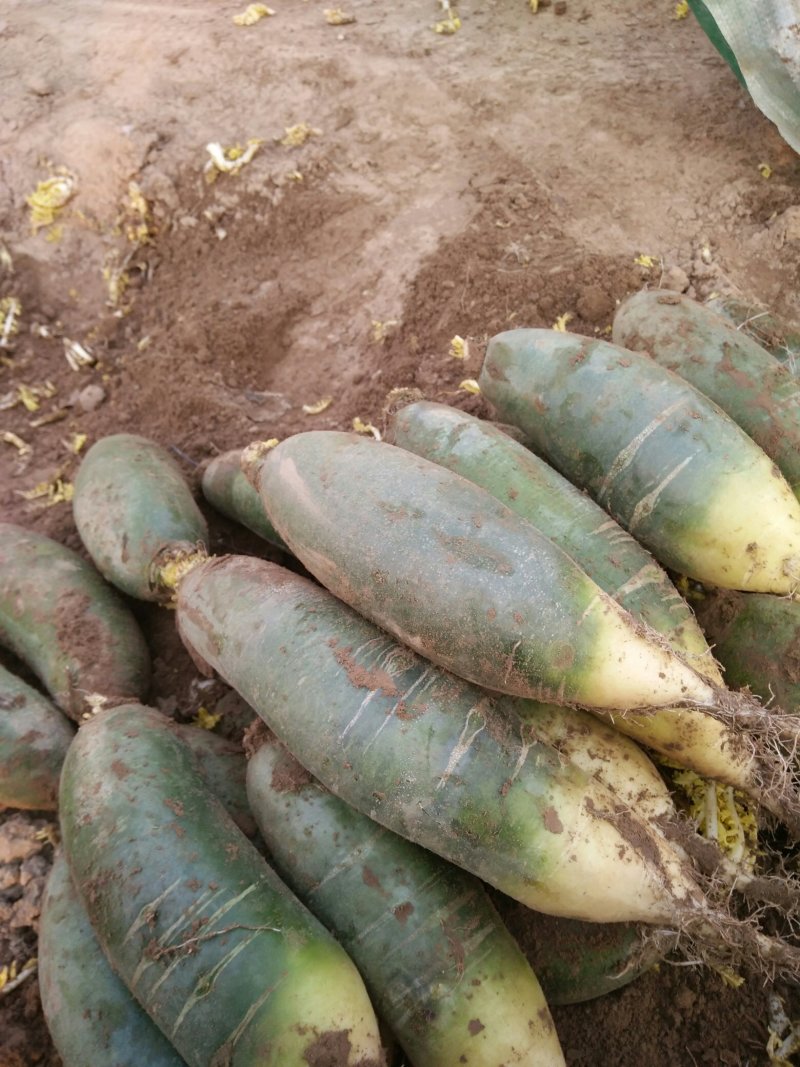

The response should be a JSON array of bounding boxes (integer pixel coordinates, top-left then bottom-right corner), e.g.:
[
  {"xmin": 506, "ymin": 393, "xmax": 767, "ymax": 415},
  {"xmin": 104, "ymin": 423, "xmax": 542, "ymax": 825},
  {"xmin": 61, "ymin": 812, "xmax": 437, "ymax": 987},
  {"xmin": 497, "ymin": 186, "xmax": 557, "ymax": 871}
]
[{"xmin": 693, "ymin": 0, "xmax": 800, "ymax": 153}]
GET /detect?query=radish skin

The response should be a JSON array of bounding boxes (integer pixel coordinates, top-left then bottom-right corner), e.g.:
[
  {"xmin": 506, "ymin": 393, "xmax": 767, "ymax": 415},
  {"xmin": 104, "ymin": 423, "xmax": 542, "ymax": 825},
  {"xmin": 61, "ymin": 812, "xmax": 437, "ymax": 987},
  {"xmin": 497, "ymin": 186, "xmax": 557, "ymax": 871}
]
[
  {"xmin": 247, "ymin": 737, "xmax": 567, "ymax": 1067},
  {"xmin": 176, "ymin": 556, "xmax": 719, "ymax": 926},
  {"xmin": 59, "ymin": 704, "xmax": 385, "ymax": 1067},
  {"xmin": 0, "ymin": 523, "xmax": 150, "ymax": 721},
  {"xmin": 245, "ymin": 431, "xmax": 713, "ymax": 712},
  {"xmin": 613, "ymin": 290, "xmax": 800, "ymax": 498},
  {"xmin": 478, "ymin": 330, "xmax": 800, "ymax": 593},
  {"xmin": 201, "ymin": 449, "xmax": 288, "ymax": 552},
  {"xmin": 73, "ymin": 435, "xmax": 209, "ymax": 603}
]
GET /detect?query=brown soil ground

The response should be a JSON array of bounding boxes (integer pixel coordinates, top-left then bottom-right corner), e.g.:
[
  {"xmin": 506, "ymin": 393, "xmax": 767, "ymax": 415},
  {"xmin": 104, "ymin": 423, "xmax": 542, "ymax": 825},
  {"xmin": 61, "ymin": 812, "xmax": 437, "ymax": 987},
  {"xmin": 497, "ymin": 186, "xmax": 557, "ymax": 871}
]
[{"xmin": 2, "ymin": 0, "xmax": 800, "ymax": 1064}]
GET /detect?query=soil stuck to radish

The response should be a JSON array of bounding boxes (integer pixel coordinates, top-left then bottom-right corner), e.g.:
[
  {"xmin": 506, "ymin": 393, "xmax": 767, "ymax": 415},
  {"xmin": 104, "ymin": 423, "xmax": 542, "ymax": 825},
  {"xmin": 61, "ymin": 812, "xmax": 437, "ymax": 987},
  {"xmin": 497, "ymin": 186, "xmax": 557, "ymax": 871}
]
[{"xmin": 3, "ymin": 0, "xmax": 800, "ymax": 1062}]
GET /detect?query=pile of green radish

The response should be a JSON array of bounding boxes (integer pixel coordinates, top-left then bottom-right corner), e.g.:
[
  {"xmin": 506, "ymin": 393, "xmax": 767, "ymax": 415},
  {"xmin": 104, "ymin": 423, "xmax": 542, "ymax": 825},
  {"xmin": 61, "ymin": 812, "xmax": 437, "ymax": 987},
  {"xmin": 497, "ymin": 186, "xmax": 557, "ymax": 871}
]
[{"xmin": 4, "ymin": 291, "xmax": 800, "ymax": 1065}]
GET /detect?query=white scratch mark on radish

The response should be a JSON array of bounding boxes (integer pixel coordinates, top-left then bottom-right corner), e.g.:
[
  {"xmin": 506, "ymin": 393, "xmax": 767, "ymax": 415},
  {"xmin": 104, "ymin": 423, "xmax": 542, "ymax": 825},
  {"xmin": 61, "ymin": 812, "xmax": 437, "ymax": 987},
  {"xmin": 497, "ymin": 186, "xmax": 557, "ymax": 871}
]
[
  {"xmin": 172, "ymin": 935, "xmax": 259, "ymax": 1032},
  {"xmin": 598, "ymin": 397, "xmax": 688, "ymax": 503},
  {"xmin": 361, "ymin": 668, "xmax": 435, "ymax": 753},
  {"xmin": 629, "ymin": 456, "xmax": 694, "ymax": 531},
  {"xmin": 308, "ymin": 825, "xmax": 388, "ymax": 895},
  {"xmin": 123, "ymin": 877, "xmax": 182, "ymax": 945},
  {"xmin": 503, "ymin": 640, "xmax": 522, "ymax": 685},
  {"xmin": 612, "ymin": 563, "xmax": 664, "ymax": 602},
  {"xmin": 340, "ymin": 689, "xmax": 379, "ymax": 740},
  {"xmin": 436, "ymin": 708, "xmax": 486, "ymax": 790}
]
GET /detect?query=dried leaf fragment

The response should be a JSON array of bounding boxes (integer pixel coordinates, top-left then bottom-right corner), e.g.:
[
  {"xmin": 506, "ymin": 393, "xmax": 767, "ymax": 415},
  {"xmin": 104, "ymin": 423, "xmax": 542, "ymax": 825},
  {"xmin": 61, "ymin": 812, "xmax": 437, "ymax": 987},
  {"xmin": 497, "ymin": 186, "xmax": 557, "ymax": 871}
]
[
  {"xmin": 759, "ymin": 162, "xmax": 772, "ymax": 179},
  {"xmin": 551, "ymin": 312, "xmax": 573, "ymax": 332},
  {"xmin": 302, "ymin": 396, "xmax": 333, "ymax": 415},
  {"xmin": 352, "ymin": 416, "xmax": 381, "ymax": 440},
  {"xmin": 528, "ymin": 0, "xmax": 539, "ymax": 11},
  {"xmin": 26, "ymin": 172, "xmax": 76, "ymax": 233},
  {"xmin": 233, "ymin": 4, "xmax": 275, "ymax": 25},
  {"xmin": 433, "ymin": 13, "xmax": 461, "ymax": 33},
  {"xmin": 279, "ymin": 123, "xmax": 319, "ymax": 148},
  {"xmin": 449, "ymin": 335, "xmax": 468, "ymax": 360},
  {"xmin": 324, "ymin": 8, "xmax": 356, "ymax": 24},
  {"xmin": 66, "ymin": 432, "xmax": 88, "ymax": 454},
  {"xmin": 458, "ymin": 379, "xmax": 481, "ymax": 395},
  {"xmin": 2, "ymin": 432, "xmax": 31, "ymax": 456},
  {"xmin": 63, "ymin": 339, "xmax": 95, "ymax": 371},
  {"xmin": 17, "ymin": 474, "xmax": 74, "ymax": 507},
  {"xmin": 193, "ymin": 705, "xmax": 222, "ymax": 730},
  {"xmin": 204, "ymin": 139, "xmax": 263, "ymax": 182},
  {"xmin": 634, "ymin": 253, "xmax": 656, "ymax": 268},
  {"xmin": 371, "ymin": 319, "xmax": 398, "ymax": 343},
  {"xmin": 18, "ymin": 385, "xmax": 41, "ymax": 413},
  {"xmin": 672, "ymin": 0, "xmax": 689, "ymax": 18},
  {"xmin": 0, "ymin": 297, "xmax": 21, "ymax": 349}
]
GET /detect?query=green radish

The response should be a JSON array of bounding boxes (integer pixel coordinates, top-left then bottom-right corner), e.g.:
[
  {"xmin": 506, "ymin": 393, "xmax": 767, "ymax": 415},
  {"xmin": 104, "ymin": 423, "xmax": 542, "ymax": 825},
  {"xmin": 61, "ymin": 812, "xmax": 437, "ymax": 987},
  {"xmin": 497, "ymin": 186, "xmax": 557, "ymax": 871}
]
[
  {"xmin": 247, "ymin": 735, "xmax": 567, "ymax": 1066},
  {"xmin": 707, "ymin": 295, "xmax": 800, "ymax": 368},
  {"xmin": 73, "ymin": 434, "xmax": 209, "ymax": 603},
  {"xmin": 175, "ymin": 555, "xmax": 800, "ymax": 970},
  {"xmin": 385, "ymin": 401, "xmax": 779, "ymax": 791},
  {"xmin": 700, "ymin": 591, "xmax": 800, "ymax": 712},
  {"xmin": 498, "ymin": 903, "xmax": 660, "ymax": 1007},
  {"xmin": 39, "ymin": 851, "xmax": 187, "ymax": 1067},
  {"xmin": 202, "ymin": 449, "xmax": 289, "ymax": 552},
  {"xmin": 0, "ymin": 664, "xmax": 74, "ymax": 810},
  {"xmin": 387, "ymin": 399, "xmax": 719, "ymax": 680},
  {"xmin": 175, "ymin": 722, "xmax": 257, "ymax": 838},
  {"xmin": 478, "ymin": 329, "xmax": 800, "ymax": 594},
  {"xmin": 243, "ymin": 431, "xmax": 713, "ymax": 713},
  {"xmin": 59, "ymin": 703, "xmax": 385, "ymax": 1067},
  {"xmin": 0, "ymin": 523, "xmax": 150, "ymax": 721},
  {"xmin": 613, "ymin": 290, "xmax": 800, "ymax": 498}
]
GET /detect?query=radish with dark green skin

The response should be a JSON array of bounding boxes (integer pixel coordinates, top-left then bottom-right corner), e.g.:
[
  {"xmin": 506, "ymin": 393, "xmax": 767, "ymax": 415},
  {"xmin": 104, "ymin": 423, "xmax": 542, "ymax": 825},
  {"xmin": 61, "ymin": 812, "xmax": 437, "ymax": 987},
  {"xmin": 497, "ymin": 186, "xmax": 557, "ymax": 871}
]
[
  {"xmin": 700, "ymin": 591, "xmax": 800, "ymax": 713},
  {"xmin": 0, "ymin": 664, "xmax": 74, "ymax": 810},
  {"xmin": 73, "ymin": 434, "xmax": 209, "ymax": 603},
  {"xmin": 387, "ymin": 399, "xmax": 718, "ymax": 678},
  {"xmin": 0, "ymin": 523, "xmax": 150, "ymax": 721},
  {"xmin": 385, "ymin": 401, "xmax": 779, "ymax": 788},
  {"xmin": 247, "ymin": 736, "xmax": 567, "ymax": 1066},
  {"xmin": 59, "ymin": 703, "xmax": 385, "ymax": 1067},
  {"xmin": 707, "ymin": 295, "xmax": 800, "ymax": 367},
  {"xmin": 478, "ymin": 330, "xmax": 800, "ymax": 594},
  {"xmin": 613, "ymin": 290, "xmax": 800, "ymax": 498},
  {"xmin": 175, "ymin": 722, "xmax": 257, "ymax": 838},
  {"xmin": 175, "ymin": 554, "xmax": 800, "ymax": 971},
  {"xmin": 202, "ymin": 449, "xmax": 288, "ymax": 552},
  {"xmin": 244, "ymin": 431, "xmax": 713, "ymax": 713},
  {"xmin": 39, "ymin": 851, "xmax": 188, "ymax": 1067}
]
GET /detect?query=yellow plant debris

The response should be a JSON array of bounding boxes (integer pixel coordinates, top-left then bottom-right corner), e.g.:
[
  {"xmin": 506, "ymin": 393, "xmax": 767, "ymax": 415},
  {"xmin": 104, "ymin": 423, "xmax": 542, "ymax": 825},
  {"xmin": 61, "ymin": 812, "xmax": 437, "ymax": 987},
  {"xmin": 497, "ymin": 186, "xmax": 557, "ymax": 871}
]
[
  {"xmin": 458, "ymin": 379, "xmax": 481, "ymax": 395},
  {"xmin": 17, "ymin": 475, "xmax": 74, "ymax": 507},
  {"xmin": 529, "ymin": 0, "xmax": 539, "ymax": 11},
  {"xmin": 352, "ymin": 416, "xmax": 381, "ymax": 440},
  {"xmin": 279, "ymin": 123, "xmax": 319, "ymax": 148},
  {"xmin": 671, "ymin": 768, "xmax": 757, "ymax": 868},
  {"xmin": 302, "ymin": 396, "xmax": 333, "ymax": 415},
  {"xmin": 552, "ymin": 312, "xmax": 573, "ymax": 332},
  {"xmin": 26, "ymin": 172, "xmax": 76, "ymax": 233},
  {"xmin": 0, "ymin": 297, "xmax": 21, "ymax": 349},
  {"xmin": 759, "ymin": 162, "xmax": 773, "ymax": 179},
  {"xmin": 672, "ymin": 0, "xmax": 689, "ymax": 18},
  {"xmin": 433, "ymin": 12, "xmax": 461, "ymax": 33},
  {"xmin": 204, "ymin": 139, "xmax": 263, "ymax": 182},
  {"xmin": 324, "ymin": 8, "xmax": 356, "ymax": 24},
  {"xmin": 371, "ymin": 319, "xmax": 398, "ymax": 343},
  {"xmin": 193, "ymin": 706, "xmax": 222, "ymax": 730},
  {"xmin": 233, "ymin": 4, "xmax": 275, "ymax": 25},
  {"xmin": 1, "ymin": 432, "xmax": 31, "ymax": 456},
  {"xmin": 67, "ymin": 432, "xmax": 88, "ymax": 454},
  {"xmin": 449, "ymin": 335, "xmax": 468, "ymax": 359},
  {"xmin": 634, "ymin": 253, "xmax": 656, "ymax": 268},
  {"xmin": 18, "ymin": 385, "xmax": 41, "ymax": 413},
  {"xmin": 63, "ymin": 339, "xmax": 95, "ymax": 371}
]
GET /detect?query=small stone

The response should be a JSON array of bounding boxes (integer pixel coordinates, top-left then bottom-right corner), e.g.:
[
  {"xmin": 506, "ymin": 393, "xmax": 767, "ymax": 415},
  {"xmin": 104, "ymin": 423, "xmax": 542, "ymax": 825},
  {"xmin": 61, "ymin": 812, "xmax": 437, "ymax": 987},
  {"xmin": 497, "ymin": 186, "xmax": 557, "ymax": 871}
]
[
  {"xmin": 661, "ymin": 265, "xmax": 690, "ymax": 293},
  {"xmin": 77, "ymin": 384, "xmax": 107, "ymax": 412}
]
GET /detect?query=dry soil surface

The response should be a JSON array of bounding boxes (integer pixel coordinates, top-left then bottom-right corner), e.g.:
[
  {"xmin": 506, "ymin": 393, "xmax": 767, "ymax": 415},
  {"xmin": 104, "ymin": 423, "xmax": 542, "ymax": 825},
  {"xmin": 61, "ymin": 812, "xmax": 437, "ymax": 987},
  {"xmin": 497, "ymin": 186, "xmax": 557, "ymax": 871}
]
[{"xmin": 2, "ymin": 1, "xmax": 800, "ymax": 1064}]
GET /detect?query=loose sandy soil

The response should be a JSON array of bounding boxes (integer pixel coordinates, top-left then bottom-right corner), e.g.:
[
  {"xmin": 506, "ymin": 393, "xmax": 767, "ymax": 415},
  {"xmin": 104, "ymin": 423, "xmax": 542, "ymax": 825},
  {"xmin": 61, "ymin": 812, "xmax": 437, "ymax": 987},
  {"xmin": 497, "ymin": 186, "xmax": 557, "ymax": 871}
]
[{"xmin": 2, "ymin": 1, "xmax": 800, "ymax": 1064}]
